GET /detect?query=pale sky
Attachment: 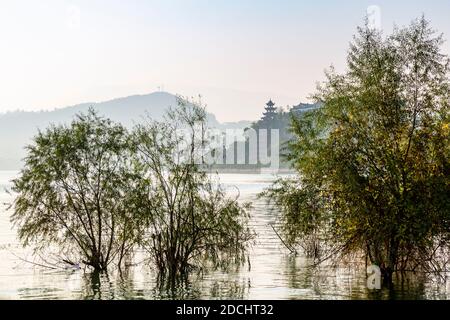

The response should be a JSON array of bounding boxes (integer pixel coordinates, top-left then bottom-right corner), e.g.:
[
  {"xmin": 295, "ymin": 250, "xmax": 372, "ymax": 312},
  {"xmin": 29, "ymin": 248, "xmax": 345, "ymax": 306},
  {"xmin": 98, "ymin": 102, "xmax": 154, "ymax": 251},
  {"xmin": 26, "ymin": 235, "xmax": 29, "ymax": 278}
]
[{"xmin": 1, "ymin": 0, "xmax": 449, "ymax": 122}]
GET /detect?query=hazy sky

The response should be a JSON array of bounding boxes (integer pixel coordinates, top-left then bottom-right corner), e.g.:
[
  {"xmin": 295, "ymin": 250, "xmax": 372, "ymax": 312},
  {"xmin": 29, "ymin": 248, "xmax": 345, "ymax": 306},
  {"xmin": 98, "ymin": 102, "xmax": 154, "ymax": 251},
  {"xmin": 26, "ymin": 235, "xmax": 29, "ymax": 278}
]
[{"xmin": 1, "ymin": 0, "xmax": 449, "ymax": 122}]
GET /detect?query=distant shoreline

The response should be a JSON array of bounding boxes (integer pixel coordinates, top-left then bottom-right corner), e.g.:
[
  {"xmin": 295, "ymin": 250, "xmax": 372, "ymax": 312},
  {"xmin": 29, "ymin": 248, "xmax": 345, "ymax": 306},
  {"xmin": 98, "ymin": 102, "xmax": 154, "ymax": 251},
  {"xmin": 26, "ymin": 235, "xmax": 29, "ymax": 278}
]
[{"xmin": 201, "ymin": 167, "xmax": 295, "ymax": 174}]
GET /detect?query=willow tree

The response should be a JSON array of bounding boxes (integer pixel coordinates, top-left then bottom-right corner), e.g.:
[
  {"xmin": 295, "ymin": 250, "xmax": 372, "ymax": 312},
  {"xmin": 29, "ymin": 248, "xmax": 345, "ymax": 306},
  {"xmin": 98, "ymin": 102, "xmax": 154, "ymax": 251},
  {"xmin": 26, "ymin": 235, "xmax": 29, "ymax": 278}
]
[
  {"xmin": 265, "ymin": 17, "xmax": 450, "ymax": 282},
  {"xmin": 10, "ymin": 110, "xmax": 146, "ymax": 271},
  {"xmin": 132, "ymin": 99, "xmax": 253, "ymax": 279}
]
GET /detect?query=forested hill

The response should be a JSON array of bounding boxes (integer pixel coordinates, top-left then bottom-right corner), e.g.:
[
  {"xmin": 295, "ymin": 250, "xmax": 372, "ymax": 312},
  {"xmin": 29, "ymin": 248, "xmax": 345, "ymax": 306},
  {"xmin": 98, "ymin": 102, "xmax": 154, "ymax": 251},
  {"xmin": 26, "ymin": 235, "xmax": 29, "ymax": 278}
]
[{"xmin": 0, "ymin": 92, "xmax": 251, "ymax": 170}]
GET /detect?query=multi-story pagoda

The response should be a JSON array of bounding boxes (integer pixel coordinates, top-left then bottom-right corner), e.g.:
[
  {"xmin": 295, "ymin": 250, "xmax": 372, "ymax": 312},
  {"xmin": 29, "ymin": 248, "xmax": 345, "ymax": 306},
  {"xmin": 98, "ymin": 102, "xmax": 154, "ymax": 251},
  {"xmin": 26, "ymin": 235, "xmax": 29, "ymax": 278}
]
[{"xmin": 261, "ymin": 99, "xmax": 277, "ymax": 122}]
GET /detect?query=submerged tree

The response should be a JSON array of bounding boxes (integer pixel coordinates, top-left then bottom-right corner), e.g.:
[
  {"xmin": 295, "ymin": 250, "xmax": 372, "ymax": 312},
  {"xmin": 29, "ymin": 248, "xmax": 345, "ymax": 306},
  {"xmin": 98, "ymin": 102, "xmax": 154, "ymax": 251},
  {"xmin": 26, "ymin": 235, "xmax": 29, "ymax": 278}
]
[
  {"xmin": 133, "ymin": 99, "xmax": 253, "ymax": 279},
  {"xmin": 264, "ymin": 17, "xmax": 450, "ymax": 282},
  {"xmin": 10, "ymin": 110, "xmax": 146, "ymax": 271},
  {"xmin": 9, "ymin": 98, "xmax": 253, "ymax": 278}
]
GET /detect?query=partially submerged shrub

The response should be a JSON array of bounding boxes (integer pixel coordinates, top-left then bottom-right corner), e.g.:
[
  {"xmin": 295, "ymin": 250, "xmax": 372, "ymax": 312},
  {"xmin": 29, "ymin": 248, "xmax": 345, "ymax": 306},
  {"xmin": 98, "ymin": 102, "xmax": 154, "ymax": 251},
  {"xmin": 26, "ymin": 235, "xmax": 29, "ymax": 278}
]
[
  {"xmin": 133, "ymin": 100, "xmax": 254, "ymax": 278},
  {"xmin": 10, "ymin": 109, "xmax": 146, "ymax": 271},
  {"xmin": 10, "ymin": 100, "xmax": 254, "ymax": 277}
]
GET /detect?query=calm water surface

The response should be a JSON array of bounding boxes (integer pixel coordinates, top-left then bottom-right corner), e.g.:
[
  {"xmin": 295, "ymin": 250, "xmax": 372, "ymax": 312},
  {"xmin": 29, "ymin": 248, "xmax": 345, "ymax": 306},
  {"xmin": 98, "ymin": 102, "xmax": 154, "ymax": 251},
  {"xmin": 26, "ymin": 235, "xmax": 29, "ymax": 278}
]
[{"xmin": 0, "ymin": 171, "xmax": 449, "ymax": 300}]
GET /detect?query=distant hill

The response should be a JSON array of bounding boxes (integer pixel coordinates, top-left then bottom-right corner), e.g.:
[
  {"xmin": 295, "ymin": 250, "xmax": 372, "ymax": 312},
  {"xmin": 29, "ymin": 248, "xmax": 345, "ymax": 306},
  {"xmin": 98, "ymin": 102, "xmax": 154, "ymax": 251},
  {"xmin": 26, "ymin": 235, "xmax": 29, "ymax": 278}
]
[{"xmin": 0, "ymin": 92, "xmax": 251, "ymax": 170}]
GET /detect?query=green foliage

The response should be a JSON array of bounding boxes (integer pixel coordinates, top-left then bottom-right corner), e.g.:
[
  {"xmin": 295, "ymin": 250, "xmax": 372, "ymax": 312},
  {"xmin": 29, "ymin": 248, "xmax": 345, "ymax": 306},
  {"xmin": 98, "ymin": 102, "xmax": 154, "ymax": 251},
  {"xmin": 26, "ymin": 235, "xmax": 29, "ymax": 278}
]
[
  {"xmin": 10, "ymin": 100, "xmax": 253, "ymax": 277},
  {"xmin": 265, "ymin": 17, "xmax": 450, "ymax": 280},
  {"xmin": 11, "ymin": 109, "xmax": 145, "ymax": 271},
  {"xmin": 133, "ymin": 100, "xmax": 253, "ymax": 278}
]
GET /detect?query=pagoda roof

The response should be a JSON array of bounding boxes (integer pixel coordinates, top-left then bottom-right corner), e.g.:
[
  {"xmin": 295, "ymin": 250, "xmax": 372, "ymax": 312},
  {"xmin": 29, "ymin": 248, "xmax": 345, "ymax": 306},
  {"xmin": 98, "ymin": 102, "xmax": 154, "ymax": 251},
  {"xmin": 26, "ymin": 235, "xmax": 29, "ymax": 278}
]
[{"xmin": 266, "ymin": 99, "xmax": 275, "ymax": 107}]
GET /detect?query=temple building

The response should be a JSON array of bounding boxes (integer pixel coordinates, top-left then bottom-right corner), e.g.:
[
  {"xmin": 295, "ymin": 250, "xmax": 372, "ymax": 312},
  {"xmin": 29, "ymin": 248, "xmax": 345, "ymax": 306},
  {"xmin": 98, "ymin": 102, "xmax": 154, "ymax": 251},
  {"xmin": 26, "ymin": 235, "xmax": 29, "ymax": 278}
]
[{"xmin": 261, "ymin": 99, "xmax": 277, "ymax": 122}]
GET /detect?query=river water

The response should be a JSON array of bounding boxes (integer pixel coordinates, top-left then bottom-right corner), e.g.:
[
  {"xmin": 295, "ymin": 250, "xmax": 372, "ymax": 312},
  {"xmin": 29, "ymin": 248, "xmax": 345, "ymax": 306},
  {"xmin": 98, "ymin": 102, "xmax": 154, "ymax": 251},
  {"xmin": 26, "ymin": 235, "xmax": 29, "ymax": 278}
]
[{"xmin": 0, "ymin": 171, "xmax": 449, "ymax": 300}]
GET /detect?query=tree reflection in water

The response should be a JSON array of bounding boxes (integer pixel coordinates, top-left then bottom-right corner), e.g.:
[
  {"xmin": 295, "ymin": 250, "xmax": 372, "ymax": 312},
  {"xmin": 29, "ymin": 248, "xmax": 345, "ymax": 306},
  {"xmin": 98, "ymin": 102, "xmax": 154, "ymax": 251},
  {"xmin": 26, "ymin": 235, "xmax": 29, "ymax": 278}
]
[
  {"xmin": 282, "ymin": 254, "xmax": 450, "ymax": 300},
  {"xmin": 76, "ymin": 267, "xmax": 251, "ymax": 300}
]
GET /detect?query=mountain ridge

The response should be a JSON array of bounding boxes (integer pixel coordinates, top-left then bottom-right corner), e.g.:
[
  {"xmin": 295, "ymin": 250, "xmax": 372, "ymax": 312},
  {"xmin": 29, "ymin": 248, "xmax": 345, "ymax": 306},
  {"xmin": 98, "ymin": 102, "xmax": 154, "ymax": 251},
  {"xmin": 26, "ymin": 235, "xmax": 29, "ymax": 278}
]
[{"xmin": 0, "ymin": 91, "xmax": 252, "ymax": 170}]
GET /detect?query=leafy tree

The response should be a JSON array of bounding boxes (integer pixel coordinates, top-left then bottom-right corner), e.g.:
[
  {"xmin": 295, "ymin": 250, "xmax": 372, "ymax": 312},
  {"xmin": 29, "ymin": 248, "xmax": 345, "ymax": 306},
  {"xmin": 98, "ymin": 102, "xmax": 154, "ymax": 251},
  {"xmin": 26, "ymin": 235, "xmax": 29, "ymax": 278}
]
[
  {"xmin": 264, "ymin": 17, "xmax": 450, "ymax": 282},
  {"xmin": 133, "ymin": 99, "xmax": 253, "ymax": 279},
  {"xmin": 9, "ymin": 98, "xmax": 253, "ymax": 278},
  {"xmin": 10, "ymin": 109, "xmax": 145, "ymax": 271}
]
